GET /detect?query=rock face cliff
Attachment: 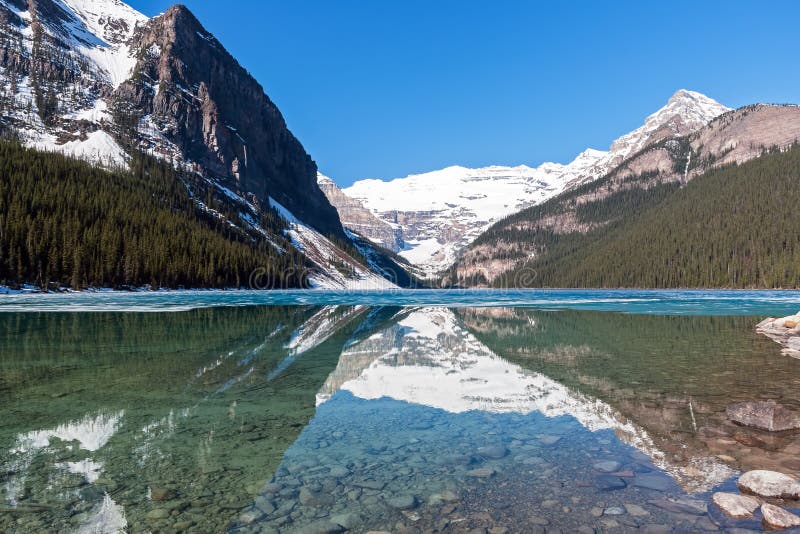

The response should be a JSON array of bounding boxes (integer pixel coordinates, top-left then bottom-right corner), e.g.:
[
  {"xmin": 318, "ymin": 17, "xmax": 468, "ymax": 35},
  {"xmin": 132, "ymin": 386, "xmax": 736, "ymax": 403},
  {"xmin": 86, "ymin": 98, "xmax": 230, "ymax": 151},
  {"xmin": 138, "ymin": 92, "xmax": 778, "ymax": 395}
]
[
  {"xmin": 0, "ymin": 0, "xmax": 343, "ymax": 237},
  {"xmin": 316, "ymin": 172, "xmax": 403, "ymax": 251},
  {"xmin": 114, "ymin": 5, "xmax": 342, "ymax": 236}
]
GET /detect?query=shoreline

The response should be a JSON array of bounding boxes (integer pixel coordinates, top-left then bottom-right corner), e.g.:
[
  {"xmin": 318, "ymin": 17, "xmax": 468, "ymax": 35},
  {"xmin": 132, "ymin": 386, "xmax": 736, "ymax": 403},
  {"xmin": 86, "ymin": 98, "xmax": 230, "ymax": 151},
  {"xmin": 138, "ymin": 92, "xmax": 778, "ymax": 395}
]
[
  {"xmin": 2, "ymin": 288, "xmax": 800, "ymax": 316},
  {"xmin": 6, "ymin": 285, "xmax": 800, "ymax": 295},
  {"xmin": 757, "ymin": 312, "xmax": 800, "ymax": 359}
]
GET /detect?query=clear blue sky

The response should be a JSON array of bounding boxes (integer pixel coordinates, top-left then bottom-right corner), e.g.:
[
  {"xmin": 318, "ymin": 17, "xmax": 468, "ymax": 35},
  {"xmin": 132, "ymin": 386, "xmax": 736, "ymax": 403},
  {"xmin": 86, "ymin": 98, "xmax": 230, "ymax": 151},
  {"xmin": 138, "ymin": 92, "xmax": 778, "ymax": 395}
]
[{"xmin": 128, "ymin": 0, "xmax": 799, "ymax": 186}]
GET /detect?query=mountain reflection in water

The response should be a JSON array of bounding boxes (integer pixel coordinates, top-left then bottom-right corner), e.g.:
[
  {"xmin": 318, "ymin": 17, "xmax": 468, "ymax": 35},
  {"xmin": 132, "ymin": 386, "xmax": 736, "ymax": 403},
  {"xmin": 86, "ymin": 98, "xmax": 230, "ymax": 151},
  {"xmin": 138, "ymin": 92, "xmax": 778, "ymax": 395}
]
[{"xmin": 1, "ymin": 305, "xmax": 799, "ymax": 532}]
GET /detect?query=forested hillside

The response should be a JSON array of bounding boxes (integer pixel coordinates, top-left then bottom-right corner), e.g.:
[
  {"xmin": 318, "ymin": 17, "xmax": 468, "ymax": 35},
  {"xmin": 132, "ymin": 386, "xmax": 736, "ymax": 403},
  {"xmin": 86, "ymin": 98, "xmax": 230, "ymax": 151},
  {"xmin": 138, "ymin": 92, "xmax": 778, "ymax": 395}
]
[
  {"xmin": 0, "ymin": 140, "xmax": 310, "ymax": 289},
  {"xmin": 468, "ymin": 144, "xmax": 800, "ymax": 288}
]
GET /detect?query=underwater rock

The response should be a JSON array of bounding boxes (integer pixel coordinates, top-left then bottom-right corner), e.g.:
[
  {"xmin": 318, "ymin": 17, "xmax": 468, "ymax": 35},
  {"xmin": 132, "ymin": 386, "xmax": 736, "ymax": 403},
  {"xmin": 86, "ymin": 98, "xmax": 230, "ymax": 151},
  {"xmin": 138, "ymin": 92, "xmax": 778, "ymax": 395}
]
[
  {"xmin": 631, "ymin": 474, "xmax": 671, "ymax": 492},
  {"xmin": 352, "ymin": 479, "xmax": 386, "ymax": 490},
  {"xmin": 328, "ymin": 465, "xmax": 350, "ymax": 478},
  {"xmin": 727, "ymin": 401, "xmax": 800, "ymax": 431},
  {"xmin": 738, "ymin": 470, "xmax": 800, "ymax": 499},
  {"xmin": 594, "ymin": 475, "xmax": 627, "ymax": 491},
  {"xmin": 593, "ymin": 460, "xmax": 622, "ymax": 473},
  {"xmin": 299, "ymin": 487, "xmax": 334, "ymax": 507},
  {"xmin": 624, "ymin": 503, "xmax": 650, "ymax": 517},
  {"xmin": 145, "ymin": 508, "xmax": 169, "ymax": 520},
  {"xmin": 239, "ymin": 508, "xmax": 266, "ymax": 525},
  {"xmin": 255, "ymin": 497, "xmax": 275, "ymax": 514},
  {"xmin": 331, "ymin": 512, "xmax": 358, "ymax": 529},
  {"xmin": 711, "ymin": 492, "xmax": 760, "ymax": 518},
  {"xmin": 761, "ymin": 503, "xmax": 800, "ymax": 530},
  {"xmin": 466, "ymin": 467, "xmax": 496, "ymax": 478},
  {"xmin": 478, "ymin": 445, "xmax": 509, "ymax": 459},
  {"xmin": 647, "ymin": 498, "xmax": 706, "ymax": 515},
  {"xmin": 387, "ymin": 494, "xmax": 417, "ymax": 510},
  {"xmin": 295, "ymin": 519, "xmax": 345, "ymax": 534},
  {"xmin": 428, "ymin": 490, "xmax": 459, "ymax": 505},
  {"xmin": 149, "ymin": 486, "xmax": 175, "ymax": 501},
  {"xmin": 538, "ymin": 435, "xmax": 561, "ymax": 445}
]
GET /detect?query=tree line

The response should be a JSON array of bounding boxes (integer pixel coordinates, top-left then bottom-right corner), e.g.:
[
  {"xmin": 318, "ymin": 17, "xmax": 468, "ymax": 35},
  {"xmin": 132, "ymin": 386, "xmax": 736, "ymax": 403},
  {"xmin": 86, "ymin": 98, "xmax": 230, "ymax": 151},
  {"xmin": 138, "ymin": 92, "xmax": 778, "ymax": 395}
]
[
  {"xmin": 0, "ymin": 139, "xmax": 311, "ymax": 289},
  {"xmin": 493, "ymin": 144, "xmax": 800, "ymax": 288}
]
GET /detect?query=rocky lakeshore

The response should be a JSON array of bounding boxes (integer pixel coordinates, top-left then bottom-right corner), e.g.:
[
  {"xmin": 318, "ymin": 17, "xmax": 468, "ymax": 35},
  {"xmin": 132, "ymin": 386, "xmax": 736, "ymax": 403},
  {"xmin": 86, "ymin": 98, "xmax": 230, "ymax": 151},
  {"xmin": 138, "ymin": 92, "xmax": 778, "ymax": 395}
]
[
  {"xmin": 231, "ymin": 392, "xmax": 800, "ymax": 533},
  {"xmin": 712, "ymin": 469, "xmax": 800, "ymax": 530},
  {"xmin": 757, "ymin": 312, "xmax": 800, "ymax": 358}
]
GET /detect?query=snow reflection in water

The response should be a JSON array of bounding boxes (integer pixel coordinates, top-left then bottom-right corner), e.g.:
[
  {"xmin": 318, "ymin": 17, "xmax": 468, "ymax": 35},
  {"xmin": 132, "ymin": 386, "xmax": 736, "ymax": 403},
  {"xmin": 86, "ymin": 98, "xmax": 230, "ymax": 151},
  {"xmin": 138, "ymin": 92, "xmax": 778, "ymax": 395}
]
[{"xmin": 2, "ymin": 304, "xmax": 798, "ymax": 533}]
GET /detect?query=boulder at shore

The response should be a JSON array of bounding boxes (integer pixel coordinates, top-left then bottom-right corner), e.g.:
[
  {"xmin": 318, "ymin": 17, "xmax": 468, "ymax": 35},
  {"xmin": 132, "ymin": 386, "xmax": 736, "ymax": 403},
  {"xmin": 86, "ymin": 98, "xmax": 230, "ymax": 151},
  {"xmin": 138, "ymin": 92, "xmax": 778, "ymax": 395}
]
[
  {"xmin": 711, "ymin": 492, "xmax": 760, "ymax": 518},
  {"xmin": 738, "ymin": 470, "xmax": 800, "ymax": 499},
  {"xmin": 726, "ymin": 401, "xmax": 800, "ymax": 432},
  {"xmin": 761, "ymin": 503, "xmax": 800, "ymax": 530},
  {"xmin": 756, "ymin": 312, "xmax": 800, "ymax": 358}
]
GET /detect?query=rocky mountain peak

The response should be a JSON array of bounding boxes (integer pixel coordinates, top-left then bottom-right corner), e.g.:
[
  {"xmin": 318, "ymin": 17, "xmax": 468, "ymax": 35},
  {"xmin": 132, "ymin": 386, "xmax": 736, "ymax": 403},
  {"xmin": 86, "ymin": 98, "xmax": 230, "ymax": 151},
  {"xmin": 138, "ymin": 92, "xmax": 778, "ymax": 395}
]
[
  {"xmin": 0, "ymin": 0, "xmax": 345, "ymax": 236},
  {"xmin": 113, "ymin": 2, "xmax": 346, "ymax": 235},
  {"xmin": 668, "ymin": 88, "xmax": 720, "ymax": 107},
  {"xmin": 662, "ymin": 88, "xmax": 731, "ymax": 128},
  {"xmin": 114, "ymin": 3, "xmax": 346, "ymax": 235},
  {"xmin": 609, "ymin": 90, "xmax": 730, "ymax": 160},
  {"xmin": 152, "ymin": 3, "xmax": 208, "ymax": 41}
]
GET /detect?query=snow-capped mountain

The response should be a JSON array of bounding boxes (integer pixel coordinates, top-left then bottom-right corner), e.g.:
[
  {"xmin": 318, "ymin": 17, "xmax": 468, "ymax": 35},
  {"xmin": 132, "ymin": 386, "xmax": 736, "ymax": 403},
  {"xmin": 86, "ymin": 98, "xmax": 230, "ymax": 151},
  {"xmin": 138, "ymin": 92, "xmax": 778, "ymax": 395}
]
[
  {"xmin": 0, "ymin": 0, "xmax": 417, "ymax": 289},
  {"xmin": 0, "ymin": 0, "xmax": 344, "ymax": 235},
  {"xmin": 610, "ymin": 90, "xmax": 728, "ymax": 156},
  {"xmin": 344, "ymin": 164, "xmax": 573, "ymax": 274},
  {"xmin": 339, "ymin": 90, "xmax": 730, "ymax": 277},
  {"xmin": 0, "ymin": 0, "xmax": 146, "ymax": 165}
]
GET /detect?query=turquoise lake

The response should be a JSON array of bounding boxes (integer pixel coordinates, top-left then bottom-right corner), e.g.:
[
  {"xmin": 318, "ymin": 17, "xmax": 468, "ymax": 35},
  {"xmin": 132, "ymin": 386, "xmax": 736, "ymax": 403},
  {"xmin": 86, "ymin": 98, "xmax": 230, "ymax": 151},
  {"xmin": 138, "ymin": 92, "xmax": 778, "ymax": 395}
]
[{"xmin": 2, "ymin": 290, "xmax": 800, "ymax": 533}]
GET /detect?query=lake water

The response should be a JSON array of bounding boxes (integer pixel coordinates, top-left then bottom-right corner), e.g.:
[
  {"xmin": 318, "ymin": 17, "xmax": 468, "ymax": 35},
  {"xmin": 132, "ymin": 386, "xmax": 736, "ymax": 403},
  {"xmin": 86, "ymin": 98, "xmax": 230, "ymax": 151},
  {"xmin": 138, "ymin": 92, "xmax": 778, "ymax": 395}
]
[{"xmin": 2, "ymin": 291, "xmax": 800, "ymax": 533}]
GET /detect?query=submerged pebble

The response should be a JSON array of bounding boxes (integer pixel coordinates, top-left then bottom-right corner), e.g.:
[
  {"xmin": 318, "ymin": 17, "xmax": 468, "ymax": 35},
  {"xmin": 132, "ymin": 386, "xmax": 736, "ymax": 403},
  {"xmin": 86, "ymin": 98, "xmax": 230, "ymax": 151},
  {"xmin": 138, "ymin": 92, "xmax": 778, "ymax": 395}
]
[{"xmin": 594, "ymin": 475, "xmax": 627, "ymax": 491}]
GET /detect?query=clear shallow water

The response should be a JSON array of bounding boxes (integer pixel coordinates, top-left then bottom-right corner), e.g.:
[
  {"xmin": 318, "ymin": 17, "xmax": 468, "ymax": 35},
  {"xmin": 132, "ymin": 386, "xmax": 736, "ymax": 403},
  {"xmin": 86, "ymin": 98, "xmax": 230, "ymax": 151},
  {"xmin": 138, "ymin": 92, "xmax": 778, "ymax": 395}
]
[
  {"xmin": 1, "ymin": 288, "xmax": 800, "ymax": 315},
  {"xmin": 1, "ymin": 296, "xmax": 800, "ymax": 533}
]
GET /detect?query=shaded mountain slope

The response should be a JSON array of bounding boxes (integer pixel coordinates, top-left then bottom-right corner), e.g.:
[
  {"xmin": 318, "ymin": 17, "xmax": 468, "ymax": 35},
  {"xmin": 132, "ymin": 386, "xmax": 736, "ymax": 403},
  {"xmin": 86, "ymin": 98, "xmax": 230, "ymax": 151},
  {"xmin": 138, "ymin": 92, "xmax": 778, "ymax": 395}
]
[
  {"xmin": 0, "ymin": 139, "xmax": 308, "ymax": 289},
  {"xmin": 476, "ymin": 144, "xmax": 800, "ymax": 288},
  {"xmin": 452, "ymin": 104, "xmax": 800, "ymax": 287}
]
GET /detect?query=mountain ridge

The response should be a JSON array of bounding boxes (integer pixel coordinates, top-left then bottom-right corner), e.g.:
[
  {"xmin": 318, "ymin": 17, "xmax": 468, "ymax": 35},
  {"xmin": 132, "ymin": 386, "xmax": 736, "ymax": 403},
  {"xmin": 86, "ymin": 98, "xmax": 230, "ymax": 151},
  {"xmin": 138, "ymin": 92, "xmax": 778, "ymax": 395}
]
[
  {"xmin": 0, "ymin": 0, "xmax": 415, "ymax": 289},
  {"xmin": 451, "ymin": 103, "xmax": 800, "ymax": 288},
  {"xmin": 333, "ymin": 89, "xmax": 730, "ymax": 276}
]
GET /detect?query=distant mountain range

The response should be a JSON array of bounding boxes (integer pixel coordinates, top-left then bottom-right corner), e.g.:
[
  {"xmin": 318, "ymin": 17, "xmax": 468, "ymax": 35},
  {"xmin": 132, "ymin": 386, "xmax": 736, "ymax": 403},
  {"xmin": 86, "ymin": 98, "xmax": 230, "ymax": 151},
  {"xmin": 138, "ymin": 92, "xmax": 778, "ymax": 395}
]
[
  {"xmin": 324, "ymin": 90, "xmax": 732, "ymax": 276},
  {"xmin": 322, "ymin": 91, "xmax": 800, "ymax": 288}
]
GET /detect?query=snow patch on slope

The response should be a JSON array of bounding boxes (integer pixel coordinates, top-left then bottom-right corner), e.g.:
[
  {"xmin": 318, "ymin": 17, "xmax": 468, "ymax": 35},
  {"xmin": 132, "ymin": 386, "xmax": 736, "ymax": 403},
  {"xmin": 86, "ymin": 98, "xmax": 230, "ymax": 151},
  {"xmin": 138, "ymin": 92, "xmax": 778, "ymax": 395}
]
[
  {"xmin": 58, "ymin": 0, "xmax": 148, "ymax": 88},
  {"xmin": 29, "ymin": 129, "xmax": 128, "ymax": 167},
  {"xmin": 269, "ymin": 198, "xmax": 397, "ymax": 290}
]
